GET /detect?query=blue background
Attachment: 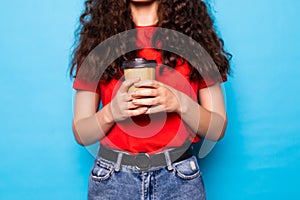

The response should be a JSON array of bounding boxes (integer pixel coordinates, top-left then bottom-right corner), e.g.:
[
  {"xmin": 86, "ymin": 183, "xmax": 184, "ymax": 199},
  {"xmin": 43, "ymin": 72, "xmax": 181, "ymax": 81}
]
[{"xmin": 0, "ymin": 0, "xmax": 299, "ymax": 199}]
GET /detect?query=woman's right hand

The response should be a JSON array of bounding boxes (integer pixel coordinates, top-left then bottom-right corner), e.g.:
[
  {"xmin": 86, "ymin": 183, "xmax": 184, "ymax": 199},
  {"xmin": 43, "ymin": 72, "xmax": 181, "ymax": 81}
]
[{"xmin": 110, "ymin": 78, "xmax": 148, "ymax": 122}]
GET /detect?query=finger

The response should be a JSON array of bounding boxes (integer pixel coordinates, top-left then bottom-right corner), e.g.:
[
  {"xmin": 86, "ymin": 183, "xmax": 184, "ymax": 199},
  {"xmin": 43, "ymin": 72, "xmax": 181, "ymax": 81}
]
[
  {"xmin": 127, "ymin": 101, "xmax": 139, "ymax": 109},
  {"xmin": 120, "ymin": 78, "xmax": 140, "ymax": 93},
  {"xmin": 132, "ymin": 97, "xmax": 159, "ymax": 106},
  {"xmin": 118, "ymin": 92, "xmax": 133, "ymax": 102},
  {"xmin": 128, "ymin": 107, "xmax": 148, "ymax": 116},
  {"xmin": 131, "ymin": 88, "xmax": 158, "ymax": 98},
  {"xmin": 145, "ymin": 105, "xmax": 165, "ymax": 115},
  {"xmin": 134, "ymin": 80, "xmax": 161, "ymax": 89}
]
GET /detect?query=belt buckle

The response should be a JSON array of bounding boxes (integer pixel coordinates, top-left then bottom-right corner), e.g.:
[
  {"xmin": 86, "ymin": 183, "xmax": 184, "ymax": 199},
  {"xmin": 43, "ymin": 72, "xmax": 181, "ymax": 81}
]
[{"xmin": 134, "ymin": 153, "xmax": 151, "ymax": 171}]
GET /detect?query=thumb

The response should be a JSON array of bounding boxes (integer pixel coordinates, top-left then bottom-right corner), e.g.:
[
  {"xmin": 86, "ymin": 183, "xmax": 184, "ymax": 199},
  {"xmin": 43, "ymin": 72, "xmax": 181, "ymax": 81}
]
[{"xmin": 120, "ymin": 77, "xmax": 140, "ymax": 93}]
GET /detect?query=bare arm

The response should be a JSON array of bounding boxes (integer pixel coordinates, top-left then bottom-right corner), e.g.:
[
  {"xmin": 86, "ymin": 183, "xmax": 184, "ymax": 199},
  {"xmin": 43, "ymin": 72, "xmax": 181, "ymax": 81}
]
[
  {"xmin": 179, "ymin": 82, "xmax": 227, "ymax": 141},
  {"xmin": 72, "ymin": 78, "xmax": 148, "ymax": 146},
  {"xmin": 72, "ymin": 91, "xmax": 114, "ymax": 146}
]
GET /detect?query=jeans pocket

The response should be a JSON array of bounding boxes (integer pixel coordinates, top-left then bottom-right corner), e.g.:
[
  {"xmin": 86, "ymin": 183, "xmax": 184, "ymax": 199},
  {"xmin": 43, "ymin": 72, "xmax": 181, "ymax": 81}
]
[
  {"xmin": 90, "ymin": 159, "xmax": 114, "ymax": 181},
  {"xmin": 173, "ymin": 156, "xmax": 201, "ymax": 180}
]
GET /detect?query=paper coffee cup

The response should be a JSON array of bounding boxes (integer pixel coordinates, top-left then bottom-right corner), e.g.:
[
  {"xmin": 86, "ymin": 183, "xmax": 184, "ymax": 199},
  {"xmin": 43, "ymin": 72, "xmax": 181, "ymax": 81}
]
[{"xmin": 122, "ymin": 58, "xmax": 157, "ymax": 93}]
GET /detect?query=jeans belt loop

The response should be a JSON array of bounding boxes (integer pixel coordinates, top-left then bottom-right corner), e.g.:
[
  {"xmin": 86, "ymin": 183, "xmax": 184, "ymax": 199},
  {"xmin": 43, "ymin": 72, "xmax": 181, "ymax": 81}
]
[
  {"xmin": 164, "ymin": 150, "xmax": 173, "ymax": 171},
  {"xmin": 114, "ymin": 152, "xmax": 123, "ymax": 172}
]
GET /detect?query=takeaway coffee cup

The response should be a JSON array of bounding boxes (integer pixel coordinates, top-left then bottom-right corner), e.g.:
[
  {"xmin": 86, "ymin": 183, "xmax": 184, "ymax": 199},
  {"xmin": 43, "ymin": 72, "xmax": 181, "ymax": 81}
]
[{"xmin": 122, "ymin": 58, "xmax": 157, "ymax": 93}]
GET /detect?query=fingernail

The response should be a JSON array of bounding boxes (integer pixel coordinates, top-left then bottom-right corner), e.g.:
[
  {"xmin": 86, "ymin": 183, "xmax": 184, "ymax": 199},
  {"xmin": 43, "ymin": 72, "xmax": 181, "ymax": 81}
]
[{"xmin": 132, "ymin": 99, "xmax": 137, "ymax": 103}]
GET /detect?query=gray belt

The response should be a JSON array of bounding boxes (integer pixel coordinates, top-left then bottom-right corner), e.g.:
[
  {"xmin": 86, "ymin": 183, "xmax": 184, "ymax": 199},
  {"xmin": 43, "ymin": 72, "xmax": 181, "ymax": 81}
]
[{"xmin": 98, "ymin": 144, "xmax": 193, "ymax": 171}]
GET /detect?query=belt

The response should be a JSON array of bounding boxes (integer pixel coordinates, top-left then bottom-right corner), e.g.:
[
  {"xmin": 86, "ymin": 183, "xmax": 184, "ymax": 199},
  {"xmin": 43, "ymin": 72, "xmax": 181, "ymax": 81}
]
[{"xmin": 98, "ymin": 145, "xmax": 193, "ymax": 171}]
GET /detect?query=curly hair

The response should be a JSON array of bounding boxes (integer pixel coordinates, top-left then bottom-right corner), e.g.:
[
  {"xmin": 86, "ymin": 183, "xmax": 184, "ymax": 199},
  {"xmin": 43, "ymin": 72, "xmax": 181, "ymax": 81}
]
[{"xmin": 70, "ymin": 0, "xmax": 231, "ymax": 83}]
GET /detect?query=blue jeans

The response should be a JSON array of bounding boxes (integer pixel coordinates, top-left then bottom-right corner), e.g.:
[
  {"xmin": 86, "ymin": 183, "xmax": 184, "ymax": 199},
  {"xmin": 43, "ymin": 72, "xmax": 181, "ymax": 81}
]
[{"xmin": 88, "ymin": 155, "xmax": 206, "ymax": 200}]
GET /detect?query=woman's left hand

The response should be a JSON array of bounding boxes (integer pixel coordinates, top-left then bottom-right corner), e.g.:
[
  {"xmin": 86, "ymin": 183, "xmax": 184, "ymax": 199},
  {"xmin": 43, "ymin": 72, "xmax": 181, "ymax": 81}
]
[{"xmin": 131, "ymin": 80, "xmax": 181, "ymax": 115}]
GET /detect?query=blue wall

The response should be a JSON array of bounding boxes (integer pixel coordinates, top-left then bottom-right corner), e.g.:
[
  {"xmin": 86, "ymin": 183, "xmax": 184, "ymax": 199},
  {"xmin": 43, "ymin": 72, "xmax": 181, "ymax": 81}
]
[{"xmin": 0, "ymin": 0, "xmax": 299, "ymax": 199}]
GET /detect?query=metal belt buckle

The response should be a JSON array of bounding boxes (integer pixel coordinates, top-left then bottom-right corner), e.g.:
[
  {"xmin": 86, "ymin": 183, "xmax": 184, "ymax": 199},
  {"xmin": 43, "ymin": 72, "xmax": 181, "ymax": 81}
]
[{"xmin": 134, "ymin": 153, "xmax": 151, "ymax": 171}]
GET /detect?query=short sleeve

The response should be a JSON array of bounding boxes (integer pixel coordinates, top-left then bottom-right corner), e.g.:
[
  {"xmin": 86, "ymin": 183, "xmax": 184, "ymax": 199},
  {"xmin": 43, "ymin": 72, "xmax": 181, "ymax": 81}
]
[
  {"xmin": 199, "ymin": 74, "xmax": 227, "ymax": 89},
  {"xmin": 73, "ymin": 77, "xmax": 101, "ymax": 94}
]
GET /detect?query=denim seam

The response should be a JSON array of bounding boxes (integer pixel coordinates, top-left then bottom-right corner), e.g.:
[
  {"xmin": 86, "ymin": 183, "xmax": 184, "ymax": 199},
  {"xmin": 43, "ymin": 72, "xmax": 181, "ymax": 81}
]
[
  {"xmin": 153, "ymin": 171, "xmax": 158, "ymax": 200},
  {"xmin": 175, "ymin": 169, "xmax": 200, "ymax": 180},
  {"xmin": 142, "ymin": 173, "xmax": 145, "ymax": 200}
]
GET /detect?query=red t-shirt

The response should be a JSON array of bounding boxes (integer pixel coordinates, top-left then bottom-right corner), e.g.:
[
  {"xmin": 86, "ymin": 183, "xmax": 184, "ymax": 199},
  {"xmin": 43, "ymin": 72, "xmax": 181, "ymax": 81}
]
[{"xmin": 73, "ymin": 25, "xmax": 227, "ymax": 153}]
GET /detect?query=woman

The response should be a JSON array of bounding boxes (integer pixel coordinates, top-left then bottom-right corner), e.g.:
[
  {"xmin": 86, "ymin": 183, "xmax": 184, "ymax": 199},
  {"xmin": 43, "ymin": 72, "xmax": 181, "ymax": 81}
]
[{"xmin": 70, "ymin": 0, "xmax": 231, "ymax": 199}]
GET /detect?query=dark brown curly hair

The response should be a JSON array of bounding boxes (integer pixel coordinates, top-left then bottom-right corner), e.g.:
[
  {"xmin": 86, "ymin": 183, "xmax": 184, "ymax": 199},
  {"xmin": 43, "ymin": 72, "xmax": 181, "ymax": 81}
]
[{"xmin": 70, "ymin": 0, "xmax": 231, "ymax": 83}]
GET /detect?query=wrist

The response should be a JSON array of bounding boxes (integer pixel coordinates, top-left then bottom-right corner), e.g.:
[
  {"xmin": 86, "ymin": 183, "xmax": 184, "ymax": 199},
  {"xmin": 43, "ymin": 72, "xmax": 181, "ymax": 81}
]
[
  {"xmin": 175, "ymin": 91, "xmax": 187, "ymax": 115},
  {"xmin": 176, "ymin": 92, "xmax": 197, "ymax": 117},
  {"xmin": 101, "ymin": 103, "xmax": 115, "ymax": 125}
]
